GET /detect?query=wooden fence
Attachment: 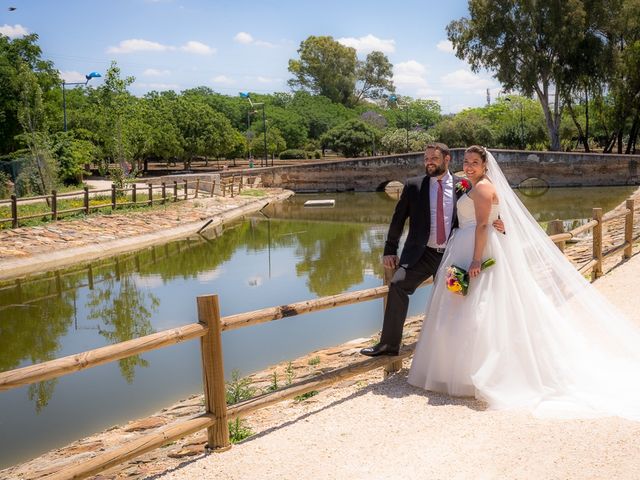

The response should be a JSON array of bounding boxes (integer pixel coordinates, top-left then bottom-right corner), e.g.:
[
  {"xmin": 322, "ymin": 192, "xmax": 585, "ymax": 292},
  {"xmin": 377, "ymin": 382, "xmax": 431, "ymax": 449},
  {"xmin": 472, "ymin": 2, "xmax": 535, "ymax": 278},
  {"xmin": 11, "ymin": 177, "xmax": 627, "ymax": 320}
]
[
  {"xmin": 547, "ymin": 199, "xmax": 635, "ymax": 280},
  {"xmin": 0, "ymin": 197, "xmax": 637, "ymax": 479},
  {"xmin": 0, "ymin": 176, "xmax": 250, "ymax": 229}
]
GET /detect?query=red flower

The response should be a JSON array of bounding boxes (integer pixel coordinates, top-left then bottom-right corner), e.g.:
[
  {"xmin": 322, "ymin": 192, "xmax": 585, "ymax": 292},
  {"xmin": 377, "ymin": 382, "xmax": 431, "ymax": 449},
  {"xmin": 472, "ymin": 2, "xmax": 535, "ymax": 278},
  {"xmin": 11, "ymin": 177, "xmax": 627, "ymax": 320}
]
[{"xmin": 455, "ymin": 179, "xmax": 471, "ymax": 193}]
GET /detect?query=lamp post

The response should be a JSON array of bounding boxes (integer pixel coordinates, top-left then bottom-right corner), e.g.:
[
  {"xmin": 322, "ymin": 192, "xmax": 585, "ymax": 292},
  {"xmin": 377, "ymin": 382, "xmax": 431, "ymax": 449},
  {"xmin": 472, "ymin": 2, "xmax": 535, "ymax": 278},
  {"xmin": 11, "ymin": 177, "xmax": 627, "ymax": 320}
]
[
  {"xmin": 62, "ymin": 71, "xmax": 101, "ymax": 131},
  {"xmin": 389, "ymin": 94, "xmax": 409, "ymax": 153},
  {"xmin": 240, "ymin": 92, "xmax": 269, "ymax": 167},
  {"xmin": 505, "ymin": 97, "xmax": 525, "ymax": 150}
]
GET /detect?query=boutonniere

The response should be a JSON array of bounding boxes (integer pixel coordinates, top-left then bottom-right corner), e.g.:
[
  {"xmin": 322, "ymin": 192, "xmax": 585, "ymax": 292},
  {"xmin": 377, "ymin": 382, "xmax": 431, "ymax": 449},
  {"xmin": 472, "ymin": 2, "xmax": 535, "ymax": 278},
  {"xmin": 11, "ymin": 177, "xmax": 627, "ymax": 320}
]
[{"xmin": 455, "ymin": 179, "xmax": 471, "ymax": 193}]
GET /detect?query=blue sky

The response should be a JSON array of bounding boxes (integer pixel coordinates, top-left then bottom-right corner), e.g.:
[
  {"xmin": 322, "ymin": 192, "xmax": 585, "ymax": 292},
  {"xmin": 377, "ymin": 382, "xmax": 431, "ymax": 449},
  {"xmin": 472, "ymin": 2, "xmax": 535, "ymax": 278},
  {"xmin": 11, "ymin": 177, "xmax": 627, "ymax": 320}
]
[{"xmin": 1, "ymin": 0, "xmax": 503, "ymax": 113}]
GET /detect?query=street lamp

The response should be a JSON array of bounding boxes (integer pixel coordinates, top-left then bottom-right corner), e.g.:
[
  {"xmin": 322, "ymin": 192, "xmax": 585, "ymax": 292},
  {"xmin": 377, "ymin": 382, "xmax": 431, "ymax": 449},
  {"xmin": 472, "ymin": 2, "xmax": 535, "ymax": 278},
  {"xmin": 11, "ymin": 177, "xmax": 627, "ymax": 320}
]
[
  {"xmin": 505, "ymin": 96, "xmax": 525, "ymax": 150},
  {"xmin": 240, "ymin": 92, "xmax": 269, "ymax": 167},
  {"xmin": 389, "ymin": 94, "xmax": 409, "ymax": 153},
  {"xmin": 62, "ymin": 71, "xmax": 101, "ymax": 131}
]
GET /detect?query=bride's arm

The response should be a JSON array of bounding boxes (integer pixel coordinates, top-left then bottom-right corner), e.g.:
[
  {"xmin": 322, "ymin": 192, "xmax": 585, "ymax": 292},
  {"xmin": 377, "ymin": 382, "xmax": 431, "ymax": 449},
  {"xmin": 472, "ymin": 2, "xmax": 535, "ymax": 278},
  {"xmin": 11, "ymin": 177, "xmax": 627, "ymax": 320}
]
[{"xmin": 469, "ymin": 183, "xmax": 495, "ymax": 278}]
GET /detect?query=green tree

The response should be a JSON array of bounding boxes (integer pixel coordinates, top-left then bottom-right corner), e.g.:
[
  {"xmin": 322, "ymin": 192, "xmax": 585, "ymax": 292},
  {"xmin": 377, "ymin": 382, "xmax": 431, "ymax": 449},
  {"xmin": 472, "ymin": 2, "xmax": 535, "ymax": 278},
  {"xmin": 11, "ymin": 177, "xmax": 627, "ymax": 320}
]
[
  {"xmin": 288, "ymin": 36, "xmax": 394, "ymax": 106},
  {"xmin": 94, "ymin": 61, "xmax": 135, "ymax": 167},
  {"xmin": 433, "ymin": 110, "xmax": 494, "ymax": 147},
  {"xmin": 321, "ymin": 119, "xmax": 378, "ymax": 157},
  {"xmin": 288, "ymin": 36, "xmax": 358, "ymax": 105},
  {"xmin": 354, "ymin": 51, "xmax": 395, "ymax": 103},
  {"xmin": 447, "ymin": 0, "xmax": 610, "ymax": 151},
  {"xmin": 0, "ymin": 33, "xmax": 60, "ymax": 155}
]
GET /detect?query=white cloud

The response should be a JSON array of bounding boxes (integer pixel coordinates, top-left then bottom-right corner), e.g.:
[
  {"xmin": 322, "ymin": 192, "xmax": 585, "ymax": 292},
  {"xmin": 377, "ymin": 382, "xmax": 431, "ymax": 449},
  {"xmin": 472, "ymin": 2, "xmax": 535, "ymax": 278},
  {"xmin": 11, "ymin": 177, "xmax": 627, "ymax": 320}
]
[
  {"xmin": 256, "ymin": 76, "xmax": 281, "ymax": 84},
  {"xmin": 143, "ymin": 68, "xmax": 171, "ymax": 76},
  {"xmin": 60, "ymin": 71, "xmax": 87, "ymax": 83},
  {"xmin": 440, "ymin": 69, "xmax": 496, "ymax": 93},
  {"xmin": 211, "ymin": 75, "xmax": 234, "ymax": 85},
  {"xmin": 107, "ymin": 38, "xmax": 174, "ymax": 54},
  {"xmin": 197, "ymin": 269, "xmax": 223, "ymax": 283},
  {"xmin": 234, "ymin": 31, "xmax": 275, "ymax": 48},
  {"xmin": 180, "ymin": 40, "xmax": 215, "ymax": 55},
  {"xmin": 0, "ymin": 24, "xmax": 28, "ymax": 38},
  {"xmin": 436, "ymin": 40, "xmax": 454, "ymax": 54},
  {"xmin": 254, "ymin": 40, "xmax": 275, "ymax": 48},
  {"xmin": 137, "ymin": 82, "xmax": 180, "ymax": 90},
  {"xmin": 234, "ymin": 32, "xmax": 254, "ymax": 44},
  {"xmin": 393, "ymin": 60, "xmax": 429, "ymax": 87},
  {"xmin": 337, "ymin": 34, "xmax": 396, "ymax": 54}
]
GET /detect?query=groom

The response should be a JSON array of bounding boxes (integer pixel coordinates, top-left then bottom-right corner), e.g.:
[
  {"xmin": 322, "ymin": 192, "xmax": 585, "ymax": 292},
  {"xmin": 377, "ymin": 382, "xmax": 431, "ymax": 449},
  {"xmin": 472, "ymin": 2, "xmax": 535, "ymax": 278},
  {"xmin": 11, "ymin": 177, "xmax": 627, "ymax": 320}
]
[{"xmin": 361, "ymin": 143, "xmax": 503, "ymax": 357}]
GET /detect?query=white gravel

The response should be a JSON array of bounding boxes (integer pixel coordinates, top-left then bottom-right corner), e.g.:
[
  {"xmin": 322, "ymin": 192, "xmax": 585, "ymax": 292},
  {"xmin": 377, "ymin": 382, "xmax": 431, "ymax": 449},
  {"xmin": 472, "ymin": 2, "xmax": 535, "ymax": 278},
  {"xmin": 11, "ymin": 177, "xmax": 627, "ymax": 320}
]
[{"xmin": 154, "ymin": 252, "xmax": 640, "ymax": 480}]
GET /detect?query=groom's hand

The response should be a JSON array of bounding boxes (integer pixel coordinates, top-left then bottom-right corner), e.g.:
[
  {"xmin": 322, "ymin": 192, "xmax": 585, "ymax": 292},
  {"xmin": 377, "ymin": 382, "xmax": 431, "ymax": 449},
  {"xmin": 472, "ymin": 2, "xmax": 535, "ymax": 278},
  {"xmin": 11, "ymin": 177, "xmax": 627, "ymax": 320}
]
[
  {"xmin": 383, "ymin": 255, "xmax": 399, "ymax": 269},
  {"xmin": 493, "ymin": 218, "xmax": 505, "ymax": 234}
]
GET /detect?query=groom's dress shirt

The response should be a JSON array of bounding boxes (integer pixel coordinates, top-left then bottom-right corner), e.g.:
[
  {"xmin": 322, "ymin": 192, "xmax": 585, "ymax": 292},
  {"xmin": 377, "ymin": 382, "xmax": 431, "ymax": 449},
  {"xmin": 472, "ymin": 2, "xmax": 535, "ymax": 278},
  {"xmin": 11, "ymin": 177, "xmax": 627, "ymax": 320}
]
[{"xmin": 426, "ymin": 171, "xmax": 454, "ymax": 249}]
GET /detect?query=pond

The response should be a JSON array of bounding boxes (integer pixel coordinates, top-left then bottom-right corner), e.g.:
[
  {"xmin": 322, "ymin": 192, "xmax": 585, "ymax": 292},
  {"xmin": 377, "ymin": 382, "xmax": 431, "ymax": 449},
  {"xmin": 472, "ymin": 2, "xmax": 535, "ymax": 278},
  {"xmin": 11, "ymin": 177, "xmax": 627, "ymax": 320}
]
[{"xmin": 0, "ymin": 185, "xmax": 636, "ymax": 468}]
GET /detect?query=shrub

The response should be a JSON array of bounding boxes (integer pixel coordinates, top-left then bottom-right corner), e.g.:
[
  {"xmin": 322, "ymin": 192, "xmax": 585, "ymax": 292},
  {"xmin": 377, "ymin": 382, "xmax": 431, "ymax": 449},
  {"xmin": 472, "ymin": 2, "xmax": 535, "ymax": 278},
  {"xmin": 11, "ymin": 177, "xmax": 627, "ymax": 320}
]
[{"xmin": 279, "ymin": 149, "xmax": 307, "ymax": 160}]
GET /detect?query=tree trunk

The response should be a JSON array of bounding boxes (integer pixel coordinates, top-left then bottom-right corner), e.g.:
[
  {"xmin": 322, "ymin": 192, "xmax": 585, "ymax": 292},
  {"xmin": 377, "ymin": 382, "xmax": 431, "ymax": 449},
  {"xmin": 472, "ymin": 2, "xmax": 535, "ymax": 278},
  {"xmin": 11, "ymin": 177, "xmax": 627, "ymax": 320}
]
[
  {"xmin": 584, "ymin": 88, "xmax": 589, "ymax": 152},
  {"xmin": 535, "ymin": 83, "xmax": 561, "ymax": 151},
  {"xmin": 565, "ymin": 99, "xmax": 589, "ymax": 152},
  {"xmin": 625, "ymin": 113, "xmax": 639, "ymax": 155}
]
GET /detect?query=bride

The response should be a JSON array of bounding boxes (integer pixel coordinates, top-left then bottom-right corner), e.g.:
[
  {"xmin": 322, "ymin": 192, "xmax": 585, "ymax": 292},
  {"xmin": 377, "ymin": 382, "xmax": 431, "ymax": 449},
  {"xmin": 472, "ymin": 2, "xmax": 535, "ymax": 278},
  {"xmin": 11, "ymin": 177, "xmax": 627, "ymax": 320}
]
[{"xmin": 408, "ymin": 146, "xmax": 640, "ymax": 420}]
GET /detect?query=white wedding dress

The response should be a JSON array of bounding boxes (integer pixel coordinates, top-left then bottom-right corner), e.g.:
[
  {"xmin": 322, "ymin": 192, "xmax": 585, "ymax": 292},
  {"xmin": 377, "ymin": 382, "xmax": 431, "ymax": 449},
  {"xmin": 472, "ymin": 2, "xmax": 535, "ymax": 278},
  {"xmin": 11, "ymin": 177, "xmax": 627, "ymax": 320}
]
[{"xmin": 408, "ymin": 153, "xmax": 640, "ymax": 420}]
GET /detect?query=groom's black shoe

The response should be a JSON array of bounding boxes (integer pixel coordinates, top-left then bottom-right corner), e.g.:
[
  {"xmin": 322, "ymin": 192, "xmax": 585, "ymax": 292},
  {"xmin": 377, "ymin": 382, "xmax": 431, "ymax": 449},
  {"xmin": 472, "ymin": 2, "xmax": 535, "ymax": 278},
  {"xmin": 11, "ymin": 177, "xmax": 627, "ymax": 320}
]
[{"xmin": 360, "ymin": 343, "xmax": 399, "ymax": 357}]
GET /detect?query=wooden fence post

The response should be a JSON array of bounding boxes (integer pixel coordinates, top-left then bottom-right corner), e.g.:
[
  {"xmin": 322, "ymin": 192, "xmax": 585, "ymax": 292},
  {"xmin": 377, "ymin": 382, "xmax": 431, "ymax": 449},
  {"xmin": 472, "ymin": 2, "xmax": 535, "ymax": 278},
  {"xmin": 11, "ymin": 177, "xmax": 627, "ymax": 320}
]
[
  {"xmin": 547, "ymin": 219, "xmax": 565, "ymax": 252},
  {"xmin": 592, "ymin": 207, "xmax": 603, "ymax": 279},
  {"xmin": 383, "ymin": 268, "xmax": 402, "ymax": 376},
  {"xmin": 11, "ymin": 194, "xmax": 18, "ymax": 228},
  {"xmin": 184, "ymin": 180, "xmax": 188, "ymax": 200},
  {"xmin": 87, "ymin": 264, "xmax": 94, "ymax": 290},
  {"xmin": 84, "ymin": 186, "xmax": 90, "ymax": 214},
  {"xmin": 195, "ymin": 178, "xmax": 200, "ymax": 198},
  {"xmin": 624, "ymin": 199, "xmax": 635, "ymax": 259},
  {"xmin": 197, "ymin": 295, "xmax": 231, "ymax": 451},
  {"xmin": 132, "ymin": 184, "xmax": 137, "ymax": 205},
  {"xmin": 230, "ymin": 176, "xmax": 235, "ymax": 198},
  {"xmin": 148, "ymin": 184, "xmax": 153, "ymax": 206},
  {"xmin": 51, "ymin": 190, "xmax": 58, "ymax": 221},
  {"xmin": 162, "ymin": 183, "xmax": 167, "ymax": 205},
  {"xmin": 238, "ymin": 176, "xmax": 243, "ymax": 194},
  {"xmin": 111, "ymin": 184, "xmax": 117, "ymax": 211},
  {"xmin": 173, "ymin": 181, "xmax": 178, "ymax": 202}
]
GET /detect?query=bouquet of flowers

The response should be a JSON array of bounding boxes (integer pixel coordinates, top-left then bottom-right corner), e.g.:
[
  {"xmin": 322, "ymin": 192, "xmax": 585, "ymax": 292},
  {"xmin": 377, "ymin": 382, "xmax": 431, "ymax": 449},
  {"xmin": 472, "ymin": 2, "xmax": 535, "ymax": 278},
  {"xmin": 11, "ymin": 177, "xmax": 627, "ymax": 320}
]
[{"xmin": 445, "ymin": 258, "xmax": 496, "ymax": 296}]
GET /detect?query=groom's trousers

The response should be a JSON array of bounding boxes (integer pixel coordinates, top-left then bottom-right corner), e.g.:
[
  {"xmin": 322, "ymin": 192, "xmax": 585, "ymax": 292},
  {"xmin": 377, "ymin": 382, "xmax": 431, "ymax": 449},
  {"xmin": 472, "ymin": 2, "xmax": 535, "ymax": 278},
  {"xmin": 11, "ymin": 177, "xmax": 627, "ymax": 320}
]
[{"xmin": 379, "ymin": 247, "xmax": 444, "ymax": 348}]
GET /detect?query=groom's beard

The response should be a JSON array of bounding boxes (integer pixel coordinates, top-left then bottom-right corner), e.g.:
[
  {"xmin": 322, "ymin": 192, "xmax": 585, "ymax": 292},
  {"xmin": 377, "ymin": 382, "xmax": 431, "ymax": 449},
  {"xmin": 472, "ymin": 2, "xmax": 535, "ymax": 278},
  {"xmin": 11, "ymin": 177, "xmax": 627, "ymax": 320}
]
[{"xmin": 426, "ymin": 164, "xmax": 447, "ymax": 176}]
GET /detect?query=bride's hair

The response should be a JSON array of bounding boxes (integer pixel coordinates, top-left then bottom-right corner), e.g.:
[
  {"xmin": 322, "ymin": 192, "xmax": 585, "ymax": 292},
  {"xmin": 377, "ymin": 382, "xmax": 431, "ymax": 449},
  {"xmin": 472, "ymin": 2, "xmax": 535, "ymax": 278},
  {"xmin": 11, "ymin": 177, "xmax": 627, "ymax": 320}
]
[{"xmin": 465, "ymin": 145, "xmax": 487, "ymax": 163}]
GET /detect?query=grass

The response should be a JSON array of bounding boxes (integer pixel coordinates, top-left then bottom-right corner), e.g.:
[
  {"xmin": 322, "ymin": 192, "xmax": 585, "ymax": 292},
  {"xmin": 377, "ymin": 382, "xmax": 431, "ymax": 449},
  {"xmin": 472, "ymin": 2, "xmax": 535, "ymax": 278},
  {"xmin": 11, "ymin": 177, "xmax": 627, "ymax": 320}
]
[
  {"xmin": 307, "ymin": 356, "xmax": 321, "ymax": 366},
  {"xmin": 240, "ymin": 189, "xmax": 267, "ymax": 197},
  {"xmin": 0, "ymin": 193, "xmax": 179, "ymax": 229},
  {"xmin": 294, "ymin": 390, "xmax": 319, "ymax": 403}
]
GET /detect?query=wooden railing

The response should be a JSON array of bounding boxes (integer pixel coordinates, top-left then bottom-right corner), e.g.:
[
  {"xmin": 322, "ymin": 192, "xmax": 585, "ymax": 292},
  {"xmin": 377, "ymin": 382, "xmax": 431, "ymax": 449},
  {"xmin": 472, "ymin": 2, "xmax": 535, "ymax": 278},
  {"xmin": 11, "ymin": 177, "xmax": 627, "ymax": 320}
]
[
  {"xmin": 547, "ymin": 199, "xmax": 636, "ymax": 280},
  {"xmin": 0, "ymin": 286, "xmax": 414, "ymax": 480},
  {"xmin": 0, "ymin": 176, "xmax": 251, "ymax": 229},
  {"xmin": 0, "ymin": 196, "xmax": 637, "ymax": 479}
]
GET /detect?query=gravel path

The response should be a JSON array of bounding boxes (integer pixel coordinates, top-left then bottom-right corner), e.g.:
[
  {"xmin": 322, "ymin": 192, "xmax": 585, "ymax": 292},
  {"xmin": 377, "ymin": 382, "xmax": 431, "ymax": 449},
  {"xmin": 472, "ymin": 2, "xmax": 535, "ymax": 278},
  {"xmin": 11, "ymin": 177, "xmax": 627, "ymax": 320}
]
[{"xmin": 155, "ymin": 252, "xmax": 640, "ymax": 480}]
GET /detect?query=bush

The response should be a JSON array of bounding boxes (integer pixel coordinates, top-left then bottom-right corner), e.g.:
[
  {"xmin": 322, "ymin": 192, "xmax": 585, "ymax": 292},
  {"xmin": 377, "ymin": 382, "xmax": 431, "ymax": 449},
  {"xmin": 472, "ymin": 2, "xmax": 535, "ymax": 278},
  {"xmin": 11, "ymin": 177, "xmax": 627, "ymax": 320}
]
[
  {"xmin": 313, "ymin": 150, "xmax": 322, "ymax": 159},
  {"xmin": 279, "ymin": 149, "xmax": 307, "ymax": 160}
]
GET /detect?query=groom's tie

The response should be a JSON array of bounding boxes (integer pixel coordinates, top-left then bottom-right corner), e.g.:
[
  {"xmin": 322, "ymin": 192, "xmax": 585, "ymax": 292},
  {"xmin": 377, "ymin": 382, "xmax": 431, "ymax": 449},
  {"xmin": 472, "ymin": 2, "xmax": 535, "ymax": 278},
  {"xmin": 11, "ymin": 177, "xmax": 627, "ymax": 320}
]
[{"xmin": 436, "ymin": 179, "xmax": 445, "ymax": 245}]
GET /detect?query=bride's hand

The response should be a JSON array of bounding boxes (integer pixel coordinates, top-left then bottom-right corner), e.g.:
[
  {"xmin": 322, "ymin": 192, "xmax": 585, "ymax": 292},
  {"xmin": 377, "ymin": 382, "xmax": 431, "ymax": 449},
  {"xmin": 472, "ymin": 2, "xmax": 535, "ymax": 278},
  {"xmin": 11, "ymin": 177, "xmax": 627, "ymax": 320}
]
[{"xmin": 468, "ymin": 260, "xmax": 481, "ymax": 278}]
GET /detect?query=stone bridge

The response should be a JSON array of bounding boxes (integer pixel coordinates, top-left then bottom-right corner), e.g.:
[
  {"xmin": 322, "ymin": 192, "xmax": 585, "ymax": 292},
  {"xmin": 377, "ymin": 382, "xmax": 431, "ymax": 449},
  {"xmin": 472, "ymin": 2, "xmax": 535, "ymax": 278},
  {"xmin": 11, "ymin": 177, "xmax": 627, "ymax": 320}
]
[{"xmin": 238, "ymin": 149, "xmax": 640, "ymax": 192}]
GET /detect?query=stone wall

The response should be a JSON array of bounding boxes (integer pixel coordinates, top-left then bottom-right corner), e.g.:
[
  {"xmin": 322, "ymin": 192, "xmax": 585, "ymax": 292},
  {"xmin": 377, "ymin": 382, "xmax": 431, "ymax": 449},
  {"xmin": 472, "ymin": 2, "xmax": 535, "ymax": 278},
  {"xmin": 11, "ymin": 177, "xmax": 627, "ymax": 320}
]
[
  {"xmin": 449, "ymin": 149, "xmax": 640, "ymax": 187},
  {"xmin": 228, "ymin": 150, "xmax": 640, "ymax": 192}
]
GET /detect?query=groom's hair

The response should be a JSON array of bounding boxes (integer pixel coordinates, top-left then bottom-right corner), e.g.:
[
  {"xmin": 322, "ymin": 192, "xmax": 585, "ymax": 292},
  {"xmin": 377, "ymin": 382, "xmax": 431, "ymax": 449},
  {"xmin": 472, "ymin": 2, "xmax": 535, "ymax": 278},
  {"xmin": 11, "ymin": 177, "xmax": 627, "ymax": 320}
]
[{"xmin": 426, "ymin": 142, "xmax": 450, "ymax": 159}]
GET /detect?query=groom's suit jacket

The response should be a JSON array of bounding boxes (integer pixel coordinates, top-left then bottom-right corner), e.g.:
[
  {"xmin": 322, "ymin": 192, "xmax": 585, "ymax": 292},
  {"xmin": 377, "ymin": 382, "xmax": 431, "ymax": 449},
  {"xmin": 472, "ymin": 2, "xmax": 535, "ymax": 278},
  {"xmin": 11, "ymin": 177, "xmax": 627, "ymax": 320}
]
[{"xmin": 383, "ymin": 172, "xmax": 465, "ymax": 268}]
